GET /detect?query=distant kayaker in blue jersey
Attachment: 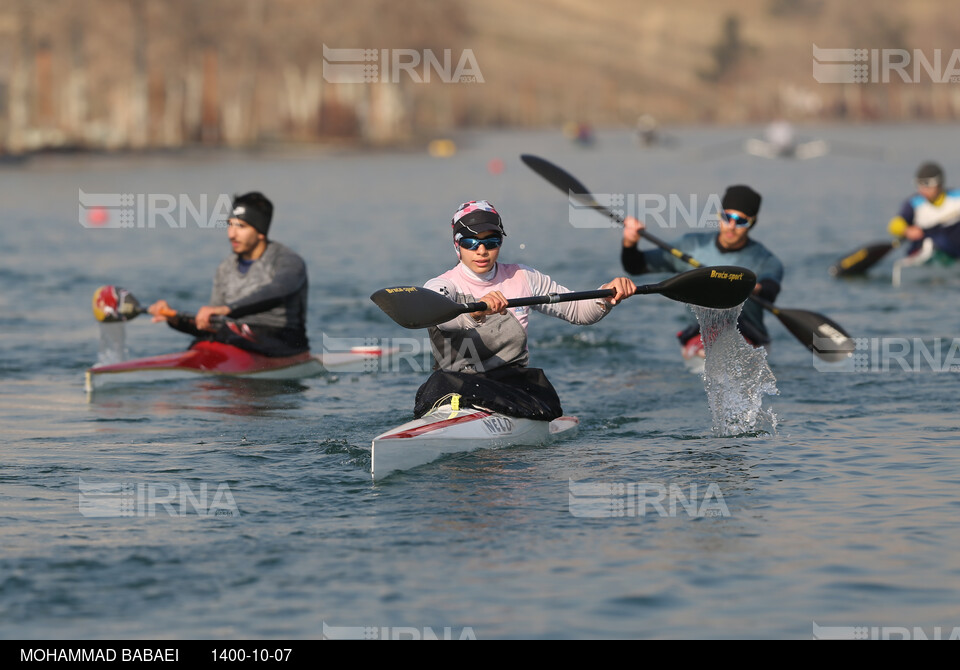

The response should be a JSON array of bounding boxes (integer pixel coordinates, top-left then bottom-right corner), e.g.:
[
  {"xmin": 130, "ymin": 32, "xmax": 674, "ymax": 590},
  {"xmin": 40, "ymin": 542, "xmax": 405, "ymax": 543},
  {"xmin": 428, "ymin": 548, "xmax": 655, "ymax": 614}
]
[
  {"xmin": 148, "ymin": 192, "xmax": 310, "ymax": 357},
  {"xmin": 888, "ymin": 162, "xmax": 960, "ymax": 262},
  {"xmin": 621, "ymin": 184, "xmax": 783, "ymax": 353}
]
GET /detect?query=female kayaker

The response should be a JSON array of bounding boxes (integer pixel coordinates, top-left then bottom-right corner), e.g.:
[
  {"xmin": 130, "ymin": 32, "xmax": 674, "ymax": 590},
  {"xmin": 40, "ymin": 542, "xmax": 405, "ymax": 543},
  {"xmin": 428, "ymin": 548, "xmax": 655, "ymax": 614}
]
[
  {"xmin": 414, "ymin": 200, "xmax": 636, "ymax": 419},
  {"xmin": 147, "ymin": 192, "xmax": 310, "ymax": 357}
]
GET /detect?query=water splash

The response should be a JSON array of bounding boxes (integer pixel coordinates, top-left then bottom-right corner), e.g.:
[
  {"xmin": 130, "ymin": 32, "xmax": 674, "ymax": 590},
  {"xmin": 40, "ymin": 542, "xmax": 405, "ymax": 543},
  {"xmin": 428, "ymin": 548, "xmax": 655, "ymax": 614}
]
[
  {"xmin": 691, "ymin": 305, "xmax": 779, "ymax": 436},
  {"xmin": 96, "ymin": 322, "xmax": 128, "ymax": 365}
]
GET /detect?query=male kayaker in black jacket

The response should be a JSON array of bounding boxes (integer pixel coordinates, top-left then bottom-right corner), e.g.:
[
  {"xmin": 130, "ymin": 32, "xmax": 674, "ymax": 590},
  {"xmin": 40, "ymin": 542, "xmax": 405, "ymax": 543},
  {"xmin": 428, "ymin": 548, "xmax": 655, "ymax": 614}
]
[{"xmin": 148, "ymin": 192, "xmax": 310, "ymax": 357}]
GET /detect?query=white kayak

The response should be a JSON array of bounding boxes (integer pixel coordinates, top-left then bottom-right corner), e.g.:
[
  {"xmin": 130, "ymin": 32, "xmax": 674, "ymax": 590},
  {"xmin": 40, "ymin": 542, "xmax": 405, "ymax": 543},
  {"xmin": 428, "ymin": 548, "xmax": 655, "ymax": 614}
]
[{"xmin": 371, "ymin": 401, "xmax": 579, "ymax": 480}]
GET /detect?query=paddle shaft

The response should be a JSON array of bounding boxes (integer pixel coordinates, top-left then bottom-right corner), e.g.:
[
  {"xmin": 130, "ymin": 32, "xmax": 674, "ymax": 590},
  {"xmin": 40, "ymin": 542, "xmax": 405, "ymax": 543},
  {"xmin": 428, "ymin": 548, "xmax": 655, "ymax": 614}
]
[
  {"xmin": 163, "ymin": 308, "xmax": 227, "ymax": 330},
  {"xmin": 462, "ymin": 288, "xmax": 615, "ymax": 313},
  {"xmin": 462, "ymin": 270, "xmax": 751, "ymax": 314},
  {"xmin": 371, "ymin": 266, "xmax": 755, "ymax": 329},
  {"xmin": 138, "ymin": 306, "xmax": 176, "ymax": 319},
  {"xmin": 117, "ymin": 305, "xmax": 186, "ymax": 321},
  {"xmin": 748, "ymin": 294, "xmax": 780, "ymax": 315},
  {"xmin": 108, "ymin": 303, "xmax": 222, "ymax": 329}
]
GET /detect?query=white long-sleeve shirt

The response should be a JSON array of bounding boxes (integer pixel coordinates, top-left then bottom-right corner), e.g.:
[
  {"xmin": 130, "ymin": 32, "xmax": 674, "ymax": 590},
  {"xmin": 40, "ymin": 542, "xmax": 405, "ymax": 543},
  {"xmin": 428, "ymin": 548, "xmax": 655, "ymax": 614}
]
[{"xmin": 424, "ymin": 262, "xmax": 612, "ymax": 372}]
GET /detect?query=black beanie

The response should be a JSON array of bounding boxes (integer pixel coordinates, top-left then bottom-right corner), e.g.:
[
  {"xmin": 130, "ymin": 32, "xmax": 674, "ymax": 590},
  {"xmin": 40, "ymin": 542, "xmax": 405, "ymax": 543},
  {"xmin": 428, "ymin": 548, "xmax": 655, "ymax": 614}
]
[
  {"xmin": 722, "ymin": 185, "xmax": 762, "ymax": 218},
  {"xmin": 230, "ymin": 192, "xmax": 273, "ymax": 236}
]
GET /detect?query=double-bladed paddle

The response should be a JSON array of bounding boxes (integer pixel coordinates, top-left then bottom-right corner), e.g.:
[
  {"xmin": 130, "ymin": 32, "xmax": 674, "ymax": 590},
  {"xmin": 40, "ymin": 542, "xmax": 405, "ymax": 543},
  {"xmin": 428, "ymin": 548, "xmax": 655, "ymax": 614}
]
[
  {"xmin": 371, "ymin": 266, "xmax": 757, "ymax": 329},
  {"xmin": 829, "ymin": 239, "xmax": 902, "ymax": 277},
  {"xmin": 520, "ymin": 153, "xmax": 856, "ymax": 362}
]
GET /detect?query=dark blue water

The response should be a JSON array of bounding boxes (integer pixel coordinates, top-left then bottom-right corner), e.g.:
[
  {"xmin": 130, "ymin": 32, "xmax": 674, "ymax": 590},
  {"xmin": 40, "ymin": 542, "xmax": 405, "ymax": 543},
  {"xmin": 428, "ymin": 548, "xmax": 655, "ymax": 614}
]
[{"xmin": 2, "ymin": 125, "xmax": 959, "ymax": 639}]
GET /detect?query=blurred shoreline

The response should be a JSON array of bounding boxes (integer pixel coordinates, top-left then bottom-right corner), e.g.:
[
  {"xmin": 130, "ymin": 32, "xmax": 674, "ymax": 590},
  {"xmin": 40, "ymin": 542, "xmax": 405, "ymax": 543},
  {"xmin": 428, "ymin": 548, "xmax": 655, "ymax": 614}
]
[
  {"xmin": 3, "ymin": 0, "xmax": 958, "ymax": 158},
  {"xmin": 5, "ymin": 119, "xmax": 957, "ymax": 172}
]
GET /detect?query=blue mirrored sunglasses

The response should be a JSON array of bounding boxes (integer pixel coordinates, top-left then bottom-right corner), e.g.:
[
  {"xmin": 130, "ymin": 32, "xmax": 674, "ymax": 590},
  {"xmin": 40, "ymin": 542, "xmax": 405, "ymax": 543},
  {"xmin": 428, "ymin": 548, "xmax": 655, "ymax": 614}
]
[
  {"xmin": 458, "ymin": 236, "xmax": 503, "ymax": 250},
  {"xmin": 720, "ymin": 211, "xmax": 755, "ymax": 228}
]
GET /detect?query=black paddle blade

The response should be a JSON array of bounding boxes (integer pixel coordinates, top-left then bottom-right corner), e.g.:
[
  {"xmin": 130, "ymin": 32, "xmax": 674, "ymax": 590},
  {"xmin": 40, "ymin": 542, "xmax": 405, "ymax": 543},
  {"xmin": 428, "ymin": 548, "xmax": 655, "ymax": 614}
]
[
  {"xmin": 829, "ymin": 241, "xmax": 898, "ymax": 277},
  {"xmin": 650, "ymin": 266, "xmax": 757, "ymax": 309},
  {"xmin": 521, "ymin": 154, "xmax": 592, "ymax": 200},
  {"xmin": 92, "ymin": 285, "xmax": 144, "ymax": 322},
  {"xmin": 520, "ymin": 154, "xmax": 620, "ymax": 220},
  {"xmin": 775, "ymin": 308, "xmax": 856, "ymax": 362},
  {"xmin": 370, "ymin": 286, "xmax": 466, "ymax": 329}
]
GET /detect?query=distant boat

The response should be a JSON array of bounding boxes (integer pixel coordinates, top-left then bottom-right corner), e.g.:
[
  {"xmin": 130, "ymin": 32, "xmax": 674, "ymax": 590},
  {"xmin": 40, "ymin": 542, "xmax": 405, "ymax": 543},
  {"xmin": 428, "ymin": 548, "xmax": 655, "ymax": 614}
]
[
  {"xmin": 699, "ymin": 121, "xmax": 883, "ymax": 161},
  {"xmin": 634, "ymin": 114, "xmax": 678, "ymax": 149},
  {"xmin": 563, "ymin": 122, "xmax": 595, "ymax": 147},
  {"xmin": 427, "ymin": 138, "xmax": 457, "ymax": 157},
  {"xmin": 745, "ymin": 121, "xmax": 828, "ymax": 159}
]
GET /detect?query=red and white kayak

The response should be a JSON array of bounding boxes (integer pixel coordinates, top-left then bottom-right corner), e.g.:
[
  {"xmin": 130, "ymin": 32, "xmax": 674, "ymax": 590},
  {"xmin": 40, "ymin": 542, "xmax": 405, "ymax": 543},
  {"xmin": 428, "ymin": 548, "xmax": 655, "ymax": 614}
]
[
  {"xmin": 85, "ymin": 341, "xmax": 387, "ymax": 392},
  {"xmin": 681, "ymin": 333, "xmax": 707, "ymax": 375},
  {"xmin": 371, "ymin": 401, "xmax": 579, "ymax": 479}
]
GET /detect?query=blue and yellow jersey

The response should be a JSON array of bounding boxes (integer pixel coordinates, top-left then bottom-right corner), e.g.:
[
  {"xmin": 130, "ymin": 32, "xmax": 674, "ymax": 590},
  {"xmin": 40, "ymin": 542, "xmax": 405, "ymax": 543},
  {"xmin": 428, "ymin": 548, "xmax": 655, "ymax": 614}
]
[{"xmin": 889, "ymin": 189, "xmax": 960, "ymax": 257}]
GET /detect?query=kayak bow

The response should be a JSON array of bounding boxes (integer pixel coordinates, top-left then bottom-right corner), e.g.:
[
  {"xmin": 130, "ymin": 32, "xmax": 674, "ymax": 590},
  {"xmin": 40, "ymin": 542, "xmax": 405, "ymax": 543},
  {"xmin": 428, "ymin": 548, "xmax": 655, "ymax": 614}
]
[{"xmin": 371, "ymin": 401, "xmax": 579, "ymax": 479}]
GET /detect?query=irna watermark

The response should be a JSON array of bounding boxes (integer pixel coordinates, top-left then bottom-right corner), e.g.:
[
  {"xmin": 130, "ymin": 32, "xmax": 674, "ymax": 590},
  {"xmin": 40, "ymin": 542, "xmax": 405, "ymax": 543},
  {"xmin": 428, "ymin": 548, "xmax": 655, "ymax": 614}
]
[
  {"xmin": 568, "ymin": 479, "xmax": 730, "ymax": 518},
  {"xmin": 322, "ymin": 45, "xmax": 483, "ymax": 84},
  {"xmin": 568, "ymin": 191, "xmax": 723, "ymax": 229},
  {"xmin": 813, "ymin": 336, "xmax": 960, "ymax": 373},
  {"xmin": 322, "ymin": 332, "xmax": 499, "ymax": 374},
  {"xmin": 79, "ymin": 189, "xmax": 232, "ymax": 229},
  {"xmin": 78, "ymin": 478, "xmax": 239, "ymax": 518},
  {"xmin": 813, "ymin": 44, "xmax": 960, "ymax": 84},
  {"xmin": 813, "ymin": 621, "xmax": 960, "ymax": 640}
]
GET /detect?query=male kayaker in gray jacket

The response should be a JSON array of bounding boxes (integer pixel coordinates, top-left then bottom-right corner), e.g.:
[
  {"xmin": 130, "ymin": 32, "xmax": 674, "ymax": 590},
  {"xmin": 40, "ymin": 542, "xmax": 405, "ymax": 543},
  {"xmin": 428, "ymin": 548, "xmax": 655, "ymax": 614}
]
[{"xmin": 148, "ymin": 192, "xmax": 310, "ymax": 357}]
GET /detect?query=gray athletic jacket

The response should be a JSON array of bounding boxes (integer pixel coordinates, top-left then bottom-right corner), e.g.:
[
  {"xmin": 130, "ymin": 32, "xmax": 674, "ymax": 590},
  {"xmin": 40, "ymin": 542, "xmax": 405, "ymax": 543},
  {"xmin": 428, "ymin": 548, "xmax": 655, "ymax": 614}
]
[{"xmin": 210, "ymin": 241, "xmax": 308, "ymax": 333}]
